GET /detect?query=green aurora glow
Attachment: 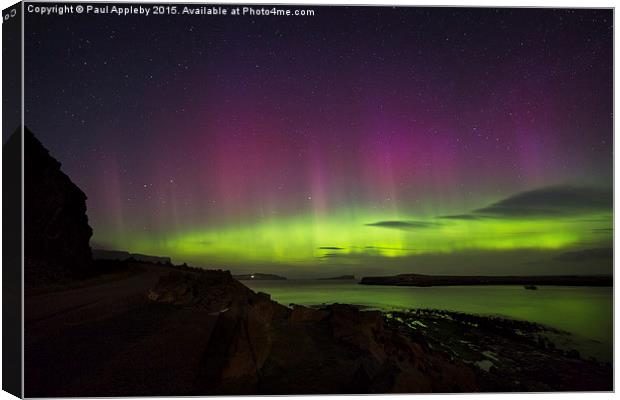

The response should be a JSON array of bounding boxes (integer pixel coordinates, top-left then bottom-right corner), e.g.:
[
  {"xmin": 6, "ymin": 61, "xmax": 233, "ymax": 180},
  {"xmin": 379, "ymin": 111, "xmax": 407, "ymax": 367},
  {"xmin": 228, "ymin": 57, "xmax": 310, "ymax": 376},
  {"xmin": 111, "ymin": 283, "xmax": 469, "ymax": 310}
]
[{"xmin": 94, "ymin": 206, "xmax": 612, "ymax": 271}]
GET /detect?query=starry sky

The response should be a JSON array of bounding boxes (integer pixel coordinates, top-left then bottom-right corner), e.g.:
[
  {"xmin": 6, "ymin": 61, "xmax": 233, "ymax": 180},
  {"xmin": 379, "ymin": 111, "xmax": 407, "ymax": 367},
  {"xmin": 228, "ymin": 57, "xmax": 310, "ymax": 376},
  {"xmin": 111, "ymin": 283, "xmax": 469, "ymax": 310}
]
[{"xmin": 24, "ymin": 6, "xmax": 613, "ymax": 277}]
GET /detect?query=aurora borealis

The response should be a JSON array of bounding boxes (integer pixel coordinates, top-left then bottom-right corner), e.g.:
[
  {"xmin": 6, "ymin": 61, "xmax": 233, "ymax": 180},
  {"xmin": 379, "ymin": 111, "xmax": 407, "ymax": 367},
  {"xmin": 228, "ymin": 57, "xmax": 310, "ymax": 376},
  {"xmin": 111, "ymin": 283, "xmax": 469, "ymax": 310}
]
[{"xmin": 24, "ymin": 6, "xmax": 612, "ymax": 277}]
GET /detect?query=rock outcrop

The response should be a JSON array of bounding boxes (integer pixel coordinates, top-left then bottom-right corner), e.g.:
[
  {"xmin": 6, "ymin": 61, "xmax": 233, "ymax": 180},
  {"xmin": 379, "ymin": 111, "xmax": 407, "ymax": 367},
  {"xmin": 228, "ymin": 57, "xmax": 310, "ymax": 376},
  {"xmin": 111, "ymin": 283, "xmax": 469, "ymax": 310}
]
[
  {"xmin": 148, "ymin": 269, "xmax": 479, "ymax": 394},
  {"xmin": 20, "ymin": 127, "xmax": 93, "ymax": 286}
]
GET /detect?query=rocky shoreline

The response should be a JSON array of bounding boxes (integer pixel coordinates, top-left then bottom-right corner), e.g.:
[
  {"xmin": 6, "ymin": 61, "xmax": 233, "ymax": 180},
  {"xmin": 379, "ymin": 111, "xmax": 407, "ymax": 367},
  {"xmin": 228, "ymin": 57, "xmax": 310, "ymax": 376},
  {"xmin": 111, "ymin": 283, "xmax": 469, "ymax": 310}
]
[
  {"xmin": 138, "ymin": 265, "xmax": 615, "ymax": 392},
  {"xmin": 25, "ymin": 261, "xmax": 613, "ymax": 395},
  {"xmin": 146, "ymin": 265, "xmax": 478, "ymax": 394},
  {"xmin": 384, "ymin": 309, "xmax": 612, "ymax": 391}
]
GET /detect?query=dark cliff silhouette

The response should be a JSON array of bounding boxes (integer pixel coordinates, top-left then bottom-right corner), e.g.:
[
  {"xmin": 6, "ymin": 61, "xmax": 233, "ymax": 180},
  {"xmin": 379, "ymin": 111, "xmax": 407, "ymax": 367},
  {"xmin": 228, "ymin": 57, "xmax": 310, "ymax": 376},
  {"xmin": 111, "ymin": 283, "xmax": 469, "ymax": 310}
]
[{"xmin": 16, "ymin": 127, "xmax": 93, "ymax": 286}]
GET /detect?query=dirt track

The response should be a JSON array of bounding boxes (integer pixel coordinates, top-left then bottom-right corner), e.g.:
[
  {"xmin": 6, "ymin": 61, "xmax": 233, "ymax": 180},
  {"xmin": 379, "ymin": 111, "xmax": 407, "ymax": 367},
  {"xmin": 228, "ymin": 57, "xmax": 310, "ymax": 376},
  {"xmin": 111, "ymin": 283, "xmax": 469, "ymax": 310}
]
[{"xmin": 25, "ymin": 263, "xmax": 220, "ymax": 397}]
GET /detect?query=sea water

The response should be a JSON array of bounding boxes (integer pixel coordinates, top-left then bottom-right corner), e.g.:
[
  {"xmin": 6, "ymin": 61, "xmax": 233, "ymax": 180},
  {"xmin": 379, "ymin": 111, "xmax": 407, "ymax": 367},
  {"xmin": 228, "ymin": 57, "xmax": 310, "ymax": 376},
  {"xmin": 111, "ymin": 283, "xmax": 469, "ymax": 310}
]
[{"xmin": 243, "ymin": 280, "xmax": 613, "ymax": 361}]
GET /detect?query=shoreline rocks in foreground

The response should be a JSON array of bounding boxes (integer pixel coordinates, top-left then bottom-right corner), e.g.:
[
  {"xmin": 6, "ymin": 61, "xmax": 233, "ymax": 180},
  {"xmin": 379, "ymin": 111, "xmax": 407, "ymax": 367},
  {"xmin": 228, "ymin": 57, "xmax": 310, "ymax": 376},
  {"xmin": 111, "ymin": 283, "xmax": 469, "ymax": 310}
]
[
  {"xmin": 385, "ymin": 309, "xmax": 611, "ymax": 391},
  {"xmin": 360, "ymin": 273, "xmax": 612, "ymax": 287},
  {"xmin": 147, "ymin": 267, "xmax": 478, "ymax": 394},
  {"xmin": 148, "ymin": 266, "xmax": 612, "ymax": 393},
  {"xmin": 26, "ymin": 262, "xmax": 612, "ymax": 396}
]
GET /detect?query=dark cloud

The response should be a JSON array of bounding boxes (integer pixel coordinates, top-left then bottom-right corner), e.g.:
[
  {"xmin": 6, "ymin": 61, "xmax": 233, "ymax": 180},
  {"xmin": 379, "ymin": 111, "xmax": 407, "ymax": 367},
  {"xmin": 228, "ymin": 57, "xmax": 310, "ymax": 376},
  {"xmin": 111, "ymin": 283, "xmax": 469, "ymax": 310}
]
[
  {"xmin": 318, "ymin": 246, "xmax": 421, "ymax": 260},
  {"xmin": 365, "ymin": 246, "xmax": 418, "ymax": 252},
  {"xmin": 474, "ymin": 186, "xmax": 612, "ymax": 218},
  {"xmin": 318, "ymin": 246, "xmax": 344, "ymax": 250},
  {"xmin": 365, "ymin": 220, "xmax": 440, "ymax": 230},
  {"xmin": 318, "ymin": 253, "xmax": 344, "ymax": 258},
  {"xmin": 438, "ymin": 214, "xmax": 483, "ymax": 220}
]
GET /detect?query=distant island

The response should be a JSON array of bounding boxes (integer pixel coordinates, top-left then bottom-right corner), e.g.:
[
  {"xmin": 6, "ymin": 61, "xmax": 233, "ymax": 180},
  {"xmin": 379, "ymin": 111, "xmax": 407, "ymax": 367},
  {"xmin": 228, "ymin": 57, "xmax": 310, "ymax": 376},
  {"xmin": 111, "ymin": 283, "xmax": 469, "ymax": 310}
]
[
  {"xmin": 93, "ymin": 249, "xmax": 171, "ymax": 265},
  {"xmin": 359, "ymin": 274, "xmax": 613, "ymax": 287},
  {"xmin": 319, "ymin": 275, "xmax": 355, "ymax": 280},
  {"xmin": 233, "ymin": 273, "xmax": 287, "ymax": 280}
]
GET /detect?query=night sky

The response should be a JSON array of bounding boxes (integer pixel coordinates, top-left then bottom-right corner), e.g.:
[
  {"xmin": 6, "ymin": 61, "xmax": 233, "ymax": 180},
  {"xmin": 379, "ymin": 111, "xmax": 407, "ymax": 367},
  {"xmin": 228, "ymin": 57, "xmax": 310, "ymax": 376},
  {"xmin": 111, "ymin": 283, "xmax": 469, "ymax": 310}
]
[{"xmin": 24, "ymin": 6, "xmax": 613, "ymax": 277}]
